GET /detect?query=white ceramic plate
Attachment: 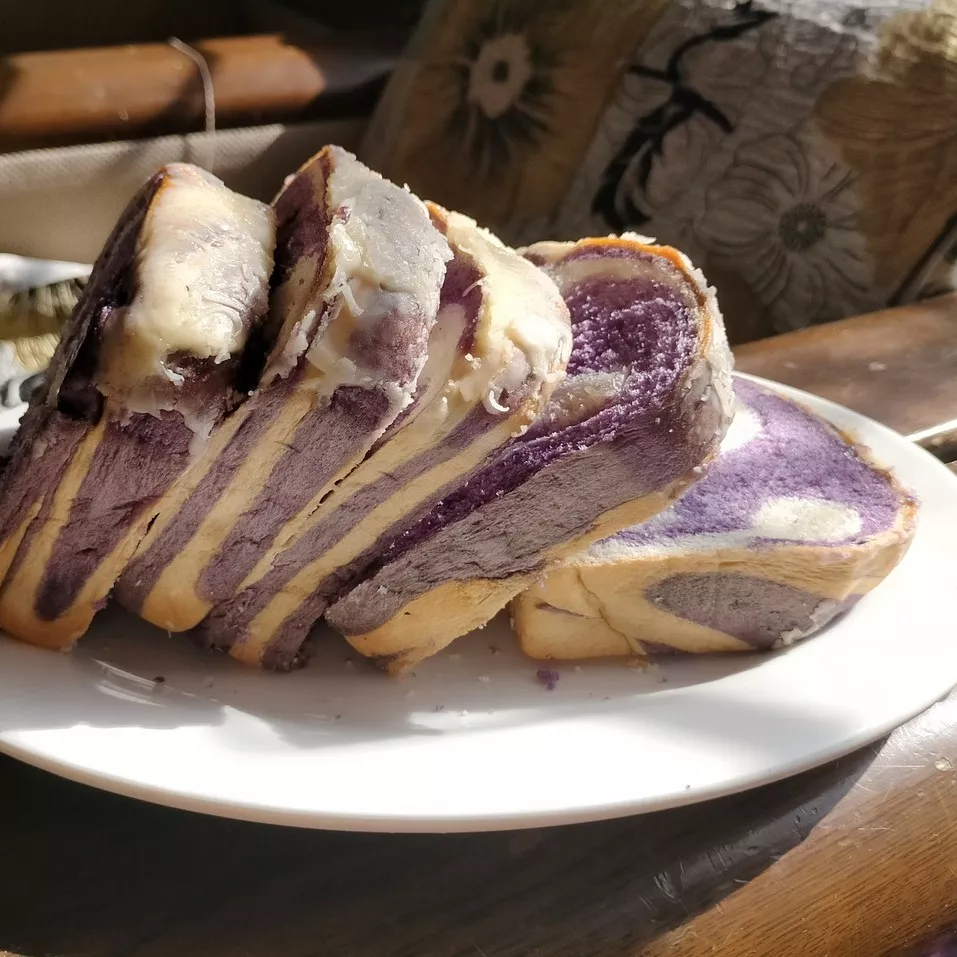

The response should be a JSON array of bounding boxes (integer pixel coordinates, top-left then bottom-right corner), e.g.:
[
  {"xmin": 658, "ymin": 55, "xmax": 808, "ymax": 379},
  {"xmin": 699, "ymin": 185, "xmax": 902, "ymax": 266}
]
[{"xmin": 0, "ymin": 377, "xmax": 955, "ymax": 833}]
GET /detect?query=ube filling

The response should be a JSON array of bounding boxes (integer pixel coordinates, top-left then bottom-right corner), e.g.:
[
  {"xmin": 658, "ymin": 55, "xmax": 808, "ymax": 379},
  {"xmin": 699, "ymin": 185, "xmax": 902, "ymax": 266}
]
[
  {"xmin": 189, "ymin": 253, "xmax": 488, "ymax": 645},
  {"xmin": 362, "ymin": 275, "xmax": 698, "ymax": 570},
  {"xmin": 0, "ymin": 174, "xmax": 164, "ymax": 551},
  {"xmin": 648, "ymin": 571, "xmax": 857, "ymax": 649},
  {"xmin": 618, "ymin": 378, "xmax": 903, "ymax": 548}
]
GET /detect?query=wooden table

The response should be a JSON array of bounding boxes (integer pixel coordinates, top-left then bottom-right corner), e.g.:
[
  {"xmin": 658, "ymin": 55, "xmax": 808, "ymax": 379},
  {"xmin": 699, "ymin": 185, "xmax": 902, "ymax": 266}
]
[
  {"xmin": 735, "ymin": 293, "xmax": 957, "ymax": 460},
  {"xmin": 0, "ymin": 34, "xmax": 399, "ymax": 153},
  {"xmin": 2, "ymin": 296, "xmax": 956, "ymax": 957}
]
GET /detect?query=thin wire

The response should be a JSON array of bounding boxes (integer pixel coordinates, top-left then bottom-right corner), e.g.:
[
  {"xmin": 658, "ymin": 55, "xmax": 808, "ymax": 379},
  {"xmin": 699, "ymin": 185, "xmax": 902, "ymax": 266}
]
[{"xmin": 168, "ymin": 37, "xmax": 217, "ymax": 173}]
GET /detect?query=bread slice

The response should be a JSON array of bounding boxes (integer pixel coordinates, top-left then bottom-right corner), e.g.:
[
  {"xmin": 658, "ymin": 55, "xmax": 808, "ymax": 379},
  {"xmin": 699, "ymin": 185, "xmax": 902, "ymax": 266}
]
[
  {"xmin": 114, "ymin": 146, "xmax": 453, "ymax": 639},
  {"xmin": 195, "ymin": 206, "xmax": 572, "ymax": 669},
  {"xmin": 511, "ymin": 377, "xmax": 918, "ymax": 659},
  {"xmin": 0, "ymin": 164, "xmax": 276, "ymax": 648},
  {"xmin": 325, "ymin": 234, "xmax": 733, "ymax": 672}
]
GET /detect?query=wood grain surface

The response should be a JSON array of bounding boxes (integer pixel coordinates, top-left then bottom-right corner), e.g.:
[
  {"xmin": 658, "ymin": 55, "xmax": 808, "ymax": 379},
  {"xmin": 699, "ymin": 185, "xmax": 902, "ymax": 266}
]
[
  {"xmin": 736, "ymin": 293, "xmax": 957, "ymax": 452},
  {"xmin": 2, "ymin": 698, "xmax": 957, "ymax": 957},
  {"xmin": 0, "ymin": 0, "xmax": 241, "ymax": 56},
  {"xmin": 0, "ymin": 34, "xmax": 398, "ymax": 153},
  {"xmin": 1, "ymin": 298, "xmax": 956, "ymax": 957}
]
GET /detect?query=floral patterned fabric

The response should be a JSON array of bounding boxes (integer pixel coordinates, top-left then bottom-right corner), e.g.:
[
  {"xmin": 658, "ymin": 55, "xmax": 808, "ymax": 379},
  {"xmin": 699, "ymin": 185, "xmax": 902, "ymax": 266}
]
[{"xmin": 361, "ymin": 0, "xmax": 957, "ymax": 343}]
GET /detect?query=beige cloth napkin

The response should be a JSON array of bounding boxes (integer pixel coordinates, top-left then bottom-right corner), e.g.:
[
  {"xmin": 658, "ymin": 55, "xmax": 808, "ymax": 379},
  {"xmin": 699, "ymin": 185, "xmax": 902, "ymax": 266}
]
[{"xmin": 0, "ymin": 119, "xmax": 365, "ymax": 262}]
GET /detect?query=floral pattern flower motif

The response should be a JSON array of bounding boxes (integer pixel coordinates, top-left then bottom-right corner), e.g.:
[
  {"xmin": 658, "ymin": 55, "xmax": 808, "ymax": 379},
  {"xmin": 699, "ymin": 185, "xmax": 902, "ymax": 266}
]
[
  {"xmin": 362, "ymin": 0, "xmax": 664, "ymax": 232},
  {"xmin": 695, "ymin": 133, "xmax": 879, "ymax": 331},
  {"xmin": 815, "ymin": 0, "xmax": 957, "ymax": 302},
  {"xmin": 441, "ymin": 1, "xmax": 568, "ymax": 176},
  {"xmin": 590, "ymin": 0, "xmax": 776, "ymax": 231}
]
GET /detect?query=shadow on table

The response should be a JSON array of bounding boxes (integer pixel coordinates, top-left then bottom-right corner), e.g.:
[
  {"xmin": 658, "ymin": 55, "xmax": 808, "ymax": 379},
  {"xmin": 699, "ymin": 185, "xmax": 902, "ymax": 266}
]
[
  {"xmin": 0, "ymin": 738, "xmax": 877, "ymax": 957},
  {"xmin": 2, "ymin": 595, "xmax": 929, "ymax": 955}
]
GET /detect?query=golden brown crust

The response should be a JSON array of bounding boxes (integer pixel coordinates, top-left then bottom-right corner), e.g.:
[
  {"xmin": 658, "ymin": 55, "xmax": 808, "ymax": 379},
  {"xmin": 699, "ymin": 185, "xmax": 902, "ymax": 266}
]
[{"xmin": 511, "ymin": 520, "xmax": 916, "ymax": 662}]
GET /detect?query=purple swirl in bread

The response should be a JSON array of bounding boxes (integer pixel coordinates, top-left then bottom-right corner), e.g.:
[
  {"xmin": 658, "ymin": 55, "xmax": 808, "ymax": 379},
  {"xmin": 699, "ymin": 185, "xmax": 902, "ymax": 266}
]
[
  {"xmin": 511, "ymin": 377, "xmax": 918, "ymax": 659},
  {"xmin": 325, "ymin": 235, "xmax": 734, "ymax": 672},
  {"xmin": 114, "ymin": 147, "xmax": 454, "ymax": 641},
  {"xmin": 194, "ymin": 207, "xmax": 572, "ymax": 669},
  {"xmin": 0, "ymin": 164, "xmax": 276, "ymax": 650}
]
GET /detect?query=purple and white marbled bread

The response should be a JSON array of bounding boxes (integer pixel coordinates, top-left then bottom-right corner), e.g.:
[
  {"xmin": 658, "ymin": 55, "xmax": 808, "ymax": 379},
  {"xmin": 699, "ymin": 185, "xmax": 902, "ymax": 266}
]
[
  {"xmin": 511, "ymin": 377, "xmax": 918, "ymax": 659},
  {"xmin": 113, "ymin": 146, "xmax": 454, "ymax": 638},
  {"xmin": 0, "ymin": 163, "xmax": 276, "ymax": 649},
  {"xmin": 194, "ymin": 204, "xmax": 572, "ymax": 669},
  {"xmin": 325, "ymin": 235, "xmax": 734, "ymax": 672}
]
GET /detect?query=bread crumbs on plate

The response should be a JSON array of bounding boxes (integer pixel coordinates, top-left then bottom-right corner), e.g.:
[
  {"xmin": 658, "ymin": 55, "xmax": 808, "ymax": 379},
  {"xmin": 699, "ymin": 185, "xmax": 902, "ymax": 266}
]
[{"xmin": 536, "ymin": 668, "xmax": 560, "ymax": 691}]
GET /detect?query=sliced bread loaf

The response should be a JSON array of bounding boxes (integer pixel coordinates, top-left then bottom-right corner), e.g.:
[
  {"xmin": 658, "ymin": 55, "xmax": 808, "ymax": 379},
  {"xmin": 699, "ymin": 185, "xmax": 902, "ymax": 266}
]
[
  {"xmin": 196, "ymin": 207, "xmax": 572, "ymax": 669},
  {"xmin": 114, "ymin": 147, "xmax": 453, "ymax": 638},
  {"xmin": 0, "ymin": 164, "xmax": 276, "ymax": 648},
  {"xmin": 326, "ymin": 235, "xmax": 733, "ymax": 671},
  {"xmin": 511, "ymin": 378, "xmax": 917, "ymax": 659}
]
